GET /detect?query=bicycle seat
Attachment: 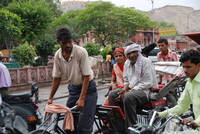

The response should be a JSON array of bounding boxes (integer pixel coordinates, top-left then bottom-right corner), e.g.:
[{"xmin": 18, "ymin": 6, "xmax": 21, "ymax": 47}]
[{"xmin": 103, "ymin": 105, "xmax": 125, "ymax": 120}]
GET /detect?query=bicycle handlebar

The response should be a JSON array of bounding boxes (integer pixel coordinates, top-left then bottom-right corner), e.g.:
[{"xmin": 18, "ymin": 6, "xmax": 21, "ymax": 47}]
[
  {"xmin": 156, "ymin": 114, "xmax": 196, "ymax": 132},
  {"xmin": 70, "ymin": 105, "xmax": 78, "ymax": 111},
  {"xmin": 149, "ymin": 111, "xmax": 157, "ymax": 127}
]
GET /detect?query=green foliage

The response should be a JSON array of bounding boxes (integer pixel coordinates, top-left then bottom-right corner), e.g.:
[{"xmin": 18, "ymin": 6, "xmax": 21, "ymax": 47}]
[
  {"xmin": 50, "ymin": 10, "xmax": 82, "ymax": 44},
  {"xmin": 68, "ymin": 1, "xmax": 155, "ymax": 46},
  {"xmin": 158, "ymin": 21, "xmax": 175, "ymax": 28},
  {"xmin": 34, "ymin": 35, "xmax": 56, "ymax": 65},
  {"xmin": 77, "ymin": 2, "xmax": 115, "ymax": 46},
  {"xmin": 83, "ymin": 42, "xmax": 100, "ymax": 56},
  {"xmin": 49, "ymin": 1, "xmax": 155, "ymax": 47},
  {"xmin": 12, "ymin": 42, "xmax": 37, "ymax": 67},
  {"xmin": 7, "ymin": 0, "xmax": 54, "ymax": 43},
  {"xmin": 53, "ymin": 44, "xmax": 60, "ymax": 54},
  {"xmin": 100, "ymin": 46, "xmax": 112, "ymax": 60},
  {"xmin": 42, "ymin": 0, "xmax": 62, "ymax": 18},
  {"xmin": 0, "ymin": 9, "xmax": 22, "ymax": 50},
  {"xmin": 0, "ymin": 0, "xmax": 13, "ymax": 8},
  {"xmin": 152, "ymin": 21, "xmax": 175, "ymax": 28}
]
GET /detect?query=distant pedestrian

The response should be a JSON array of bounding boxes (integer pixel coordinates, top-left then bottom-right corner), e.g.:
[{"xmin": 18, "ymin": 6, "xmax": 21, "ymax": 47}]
[
  {"xmin": 157, "ymin": 38, "xmax": 178, "ymax": 84},
  {"xmin": 0, "ymin": 62, "xmax": 11, "ymax": 98},
  {"xmin": 111, "ymin": 47, "xmax": 116, "ymax": 65},
  {"xmin": 48, "ymin": 28, "xmax": 97, "ymax": 134}
]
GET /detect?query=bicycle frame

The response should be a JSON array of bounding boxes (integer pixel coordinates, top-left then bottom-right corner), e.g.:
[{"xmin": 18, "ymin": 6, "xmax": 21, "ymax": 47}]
[{"xmin": 32, "ymin": 106, "xmax": 78, "ymax": 134}]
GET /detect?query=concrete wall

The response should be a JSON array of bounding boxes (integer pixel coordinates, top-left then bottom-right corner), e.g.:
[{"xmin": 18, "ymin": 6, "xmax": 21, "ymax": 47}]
[{"xmin": 9, "ymin": 62, "xmax": 111, "ymax": 92}]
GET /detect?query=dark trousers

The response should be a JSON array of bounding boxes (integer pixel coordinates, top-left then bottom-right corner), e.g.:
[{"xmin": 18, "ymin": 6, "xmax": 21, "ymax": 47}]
[
  {"xmin": 66, "ymin": 80, "xmax": 98, "ymax": 134},
  {"xmin": 0, "ymin": 87, "xmax": 8, "ymax": 99},
  {"xmin": 109, "ymin": 89, "xmax": 148, "ymax": 130}
]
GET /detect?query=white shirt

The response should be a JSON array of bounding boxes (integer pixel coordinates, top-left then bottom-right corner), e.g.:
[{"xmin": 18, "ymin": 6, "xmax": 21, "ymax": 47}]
[
  {"xmin": 52, "ymin": 45, "xmax": 94, "ymax": 86},
  {"xmin": 0, "ymin": 63, "xmax": 11, "ymax": 88},
  {"xmin": 123, "ymin": 56, "xmax": 157, "ymax": 93}
]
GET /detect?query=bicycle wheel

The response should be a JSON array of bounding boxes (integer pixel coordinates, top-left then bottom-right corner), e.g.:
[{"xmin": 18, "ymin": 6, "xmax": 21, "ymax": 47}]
[{"xmin": 29, "ymin": 129, "xmax": 51, "ymax": 134}]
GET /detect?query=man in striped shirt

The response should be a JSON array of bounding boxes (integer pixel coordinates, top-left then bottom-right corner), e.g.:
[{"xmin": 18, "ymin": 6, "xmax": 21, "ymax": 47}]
[{"xmin": 157, "ymin": 38, "xmax": 178, "ymax": 84}]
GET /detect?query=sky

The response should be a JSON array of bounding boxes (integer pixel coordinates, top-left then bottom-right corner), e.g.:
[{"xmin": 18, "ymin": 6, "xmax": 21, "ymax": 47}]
[{"xmin": 62, "ymin": 0, "xmax": 200, "ymax": 11}]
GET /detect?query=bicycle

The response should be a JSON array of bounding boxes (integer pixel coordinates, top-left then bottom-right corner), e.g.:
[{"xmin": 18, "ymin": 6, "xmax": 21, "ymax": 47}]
[
  {"xmin": 128, "ymin": 111, "xmax": 198, "ymax": 134},
  {"xmin": 30, "ymin": 106, "xmax": 78, "ymax": 134}
]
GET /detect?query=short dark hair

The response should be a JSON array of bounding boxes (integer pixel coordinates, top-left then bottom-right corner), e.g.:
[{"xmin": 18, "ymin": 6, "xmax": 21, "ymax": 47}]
[
  {"xmin": 56, "ymin": 28, "xmax": 72, "ymax": 44},
  {"xmin": 179, "ymin": 49, "xmax": 200, "ymax": 65},
  {"xmin": 158, "ymin": 38, "xmax": 168, "ymax": 45}
]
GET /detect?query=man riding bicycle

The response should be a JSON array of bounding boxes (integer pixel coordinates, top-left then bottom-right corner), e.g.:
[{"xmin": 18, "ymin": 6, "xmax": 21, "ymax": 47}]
[
  {"xmin": 158, "ymin": 49, "xmax": 200, "ymax": 130},
  {"xmin": 48, "ymin": 28, "xmax": 97, "ymax": 134}
]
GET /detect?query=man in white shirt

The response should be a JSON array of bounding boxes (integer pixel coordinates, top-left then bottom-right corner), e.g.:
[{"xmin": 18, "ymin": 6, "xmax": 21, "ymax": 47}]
[
  {"xmin": 48, "ymin": 28, "xmax": 97, "ymax": 134},
  {"xmin": 0, "ymin": 62, "xmax": 11, "ymax": 98},
  {"xmin": 109, "ymin": 43, "xmax": 157, "ymax": 132}
]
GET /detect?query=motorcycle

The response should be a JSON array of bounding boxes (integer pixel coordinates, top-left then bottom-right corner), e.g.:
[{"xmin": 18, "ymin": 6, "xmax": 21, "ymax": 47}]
[
  {"xmin": 0, "ymin": 95, "xmax": 29, "ymax": 134},
  {"xmin": 3, "ymin": 83, "xmax": 41, "ymax": 131}
]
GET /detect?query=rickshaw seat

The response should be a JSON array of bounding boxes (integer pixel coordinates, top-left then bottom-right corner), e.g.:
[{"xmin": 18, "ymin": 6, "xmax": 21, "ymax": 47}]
[{"xmin": 103, "ymin": 105, "xmax": 125, "ymax": 120}]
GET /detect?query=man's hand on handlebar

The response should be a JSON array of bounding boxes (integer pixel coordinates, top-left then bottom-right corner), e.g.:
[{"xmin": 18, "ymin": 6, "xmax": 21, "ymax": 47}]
[
  {"xmin": 76, "ymin": 98, "xmax": 84, "ymax": 110},
  {"xmin": 47, "ymin": 98, "xmax": 53, "ymax": 104},
  {"xmin": 182, "ymin": 119, "xmax": 199, "ymax": 128}
]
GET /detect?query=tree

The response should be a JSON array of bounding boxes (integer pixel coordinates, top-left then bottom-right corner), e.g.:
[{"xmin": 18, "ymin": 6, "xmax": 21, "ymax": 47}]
[
  {"xmin": 0, "ymin": 9, "xmax": 22, "ymax": 50},
  {"xmin": 34, "ymin": 35, "xmax": 56, "ymax": 65},
  {"xmin": 0, "ymin": 0, "xmax": 12, "ymax": 8},
  {"xmin": 43, "ymin": 0, "xmax": 62, "ymax": 18},
  {"xmin": 77, "ymin": 2, "xmax": 115, "ymax": 47},
  {"xmin": 106, "ymin": 7, "xmax": 154, "ymax": 44},
  {"xmin": 49, "ymin": 10, "xmax": 82, "ymax": 44},
  {"xmin": 51, "ymin": 1, "xmax": 156, "ymax": 47},
  {"xmin": 156, "ymin": 21, "xmax": 175, "ymax": 28},
  {"xmin": 7, "ymin": 0, "xmax": 54, "ymax": 44},
  {"xmin": 83, "ymin": 42, "xmax": 100, "ymax": 56},
  {"xmin": 76, "ymin": 2, "xmax": 155, "ymax": 46},
  {"xmin": 12, "ymin": 42, "xmax": 37, "ymax": 67}
]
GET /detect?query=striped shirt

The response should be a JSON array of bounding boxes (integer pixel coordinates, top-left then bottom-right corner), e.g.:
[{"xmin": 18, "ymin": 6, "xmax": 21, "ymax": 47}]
[{"xmin": 157, "ymin": 50, "xmax": 178, "ymax": 82}]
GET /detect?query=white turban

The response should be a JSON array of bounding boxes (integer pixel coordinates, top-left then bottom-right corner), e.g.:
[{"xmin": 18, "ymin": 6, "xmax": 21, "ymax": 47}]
[
  {"xmin": 124, "ymin": 43, "xmax": 141, "ymax": 57},
  {"xmin": 124, "ymin": 43, "xmax": 143, "ymax": 82}
]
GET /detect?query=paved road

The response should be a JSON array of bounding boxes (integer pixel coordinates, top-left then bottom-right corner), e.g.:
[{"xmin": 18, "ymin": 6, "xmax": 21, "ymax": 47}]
[{"xmin": 9, "ymin": 75, "xmax": 111, "ymax": 103}]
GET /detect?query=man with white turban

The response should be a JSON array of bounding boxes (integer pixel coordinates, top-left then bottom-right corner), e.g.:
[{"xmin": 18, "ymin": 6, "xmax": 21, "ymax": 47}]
[{"xmin": 108, "ymin": 43, "xmax": 157, "ymax": 133}]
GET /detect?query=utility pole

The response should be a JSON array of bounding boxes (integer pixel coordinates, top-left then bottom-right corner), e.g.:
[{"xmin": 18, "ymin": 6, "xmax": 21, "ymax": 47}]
[
  {"xmin": 150, "ymin": 0, "xmax": 155, "ymax": 43},
  {"xmin": 151, "ymin": 0, "xmax": 154, "ymax": 14}
]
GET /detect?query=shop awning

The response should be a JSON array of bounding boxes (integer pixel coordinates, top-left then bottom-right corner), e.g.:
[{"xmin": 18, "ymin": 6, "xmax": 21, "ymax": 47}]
[{"xmin": 182, "ymin": 33, "xmax": 200, "ymax": 45}]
